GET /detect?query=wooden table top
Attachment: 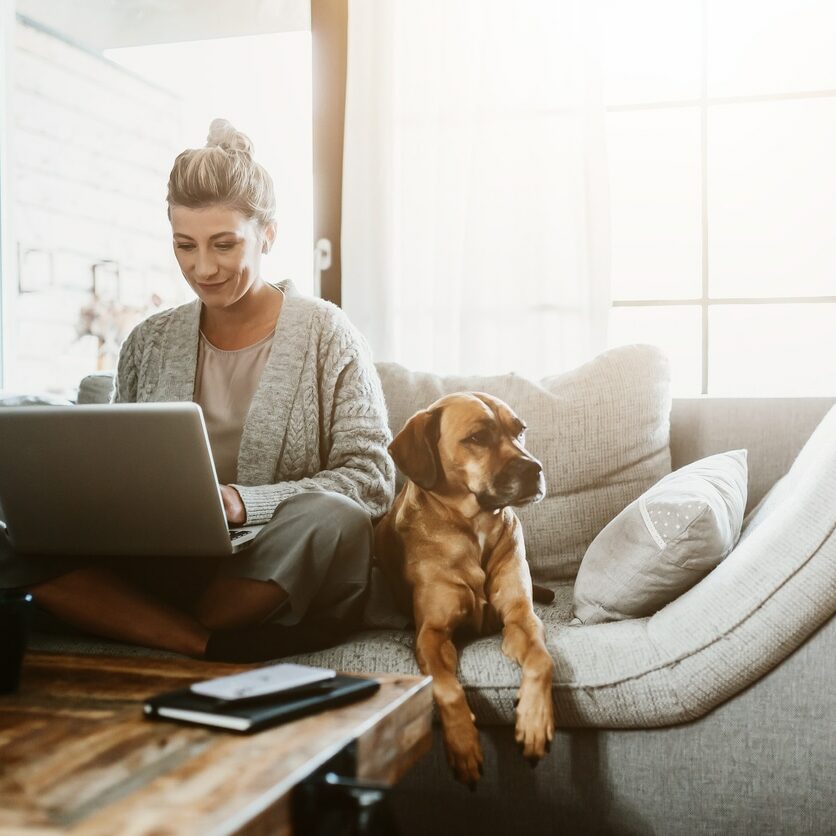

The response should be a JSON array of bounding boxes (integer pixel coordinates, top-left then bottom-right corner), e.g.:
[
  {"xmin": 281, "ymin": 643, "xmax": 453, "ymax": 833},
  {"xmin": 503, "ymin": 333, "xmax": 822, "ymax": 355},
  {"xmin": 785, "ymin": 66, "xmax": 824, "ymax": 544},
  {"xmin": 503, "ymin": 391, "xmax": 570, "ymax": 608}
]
[{"xmin": 0, "ymin": 651, "xmax": 432, "ymax": 835}]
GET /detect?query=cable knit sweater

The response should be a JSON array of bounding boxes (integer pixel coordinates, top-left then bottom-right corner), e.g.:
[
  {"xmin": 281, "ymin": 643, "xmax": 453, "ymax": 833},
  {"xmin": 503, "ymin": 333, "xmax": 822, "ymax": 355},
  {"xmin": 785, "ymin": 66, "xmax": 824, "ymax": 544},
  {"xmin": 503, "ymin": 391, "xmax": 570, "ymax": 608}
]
[{"xmin": 112, "ymin": 280, "xmax": 395, "ymax": 524}]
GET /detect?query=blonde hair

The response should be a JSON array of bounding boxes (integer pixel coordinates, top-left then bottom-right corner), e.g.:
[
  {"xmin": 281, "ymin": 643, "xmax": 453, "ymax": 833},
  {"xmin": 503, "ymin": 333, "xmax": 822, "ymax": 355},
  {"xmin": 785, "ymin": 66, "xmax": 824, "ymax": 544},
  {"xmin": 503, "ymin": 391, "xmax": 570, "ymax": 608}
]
[{"xmin": 166, "ymin": 118, "xmax": 276, "ymax": 227}]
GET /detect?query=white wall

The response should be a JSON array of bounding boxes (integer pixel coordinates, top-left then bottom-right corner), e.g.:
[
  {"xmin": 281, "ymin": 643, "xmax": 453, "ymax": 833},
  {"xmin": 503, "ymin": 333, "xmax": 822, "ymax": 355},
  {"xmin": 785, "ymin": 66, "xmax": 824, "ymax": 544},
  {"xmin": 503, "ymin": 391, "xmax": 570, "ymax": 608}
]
[
  {"xmin": 8, "ymin": 18, "xmax": 186, "ymax": 394},
  {"xmin": 4, "ymin": 17, "xmax": 313, "ymax": 396}
]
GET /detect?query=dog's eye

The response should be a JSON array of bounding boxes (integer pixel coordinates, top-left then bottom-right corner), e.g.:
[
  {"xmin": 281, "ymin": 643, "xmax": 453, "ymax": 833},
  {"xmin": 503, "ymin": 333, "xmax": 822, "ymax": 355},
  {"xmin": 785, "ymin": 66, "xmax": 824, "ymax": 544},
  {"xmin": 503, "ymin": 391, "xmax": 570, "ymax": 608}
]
[{"xmin": 465, "ymin": 431, "xmax": 489, "ymax": 446}]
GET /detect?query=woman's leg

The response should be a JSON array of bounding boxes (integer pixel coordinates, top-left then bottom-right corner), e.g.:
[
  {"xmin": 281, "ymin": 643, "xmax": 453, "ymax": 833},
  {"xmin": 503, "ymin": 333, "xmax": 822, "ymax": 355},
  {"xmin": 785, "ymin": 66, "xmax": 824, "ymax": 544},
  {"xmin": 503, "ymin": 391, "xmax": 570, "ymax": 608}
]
[
  {"xmin": 31, "ymin": 567, "xmax": 210, "ymax": 657},
  {"xmin": 191, "ymin": 577, "xmax": 288, "ymax": 631},
  {"xmin": 194, "ymin": 491, "xmax": 373, "ymax": 644}
]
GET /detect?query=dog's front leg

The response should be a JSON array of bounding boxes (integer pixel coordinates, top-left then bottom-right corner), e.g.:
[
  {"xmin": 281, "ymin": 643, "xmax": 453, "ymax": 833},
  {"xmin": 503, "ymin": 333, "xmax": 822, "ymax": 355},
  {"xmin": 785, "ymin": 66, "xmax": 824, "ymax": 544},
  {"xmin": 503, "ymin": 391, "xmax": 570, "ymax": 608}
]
[
  {"xmin": 487, "ymin": 525, "xmax": 555, "ymax": 763},
  {"xmin": 497, "ymin": 598, "xmax": 554, "ymax": 762},
  {"xmin": 415, "ymin": 620, "xmax": 483, "ymax": 787}
]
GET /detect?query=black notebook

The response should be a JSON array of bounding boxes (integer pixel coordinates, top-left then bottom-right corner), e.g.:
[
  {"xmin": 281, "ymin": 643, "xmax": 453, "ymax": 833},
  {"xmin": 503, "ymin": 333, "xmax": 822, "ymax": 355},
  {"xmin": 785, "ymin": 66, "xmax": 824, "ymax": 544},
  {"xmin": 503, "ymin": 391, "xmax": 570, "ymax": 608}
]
[{"xmin": 144, "ymin": 674, "xmax": 380, "ymax": 732}]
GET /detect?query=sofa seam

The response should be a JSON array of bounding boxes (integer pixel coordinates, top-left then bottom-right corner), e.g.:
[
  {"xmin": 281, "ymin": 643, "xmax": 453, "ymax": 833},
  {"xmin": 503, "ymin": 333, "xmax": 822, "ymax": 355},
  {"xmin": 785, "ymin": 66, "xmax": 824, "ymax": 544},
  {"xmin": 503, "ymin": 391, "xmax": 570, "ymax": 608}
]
[{"xmin": 638, "ymin": 494, "xmax": 666, "ymax": 549}]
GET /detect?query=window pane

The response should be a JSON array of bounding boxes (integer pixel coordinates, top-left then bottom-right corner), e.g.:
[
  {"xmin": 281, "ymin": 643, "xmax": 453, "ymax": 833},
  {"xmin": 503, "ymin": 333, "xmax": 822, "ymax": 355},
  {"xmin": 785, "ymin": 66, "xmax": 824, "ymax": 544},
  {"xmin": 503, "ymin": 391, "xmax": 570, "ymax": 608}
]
[
  {"xmin": 708, "ymin": 0, "xmax": 836, "ymax": 98},
  {"xmin": 608, "ymin": 109, "xmax": 702, "ymax": 301},
  {"xmin": 600, "ymin": 0, "xmax": 702, "ymax": 105},
  {"xmin": 709, "ymin": 303, "xmax": 836, "ymax": 395},
  {"xmin": 608, "ymin": 304, "xmax": 702, "ymax": 395},
  {"xmin": 708, "ymin": 98, "xmax": 836, "ymax": 299}
]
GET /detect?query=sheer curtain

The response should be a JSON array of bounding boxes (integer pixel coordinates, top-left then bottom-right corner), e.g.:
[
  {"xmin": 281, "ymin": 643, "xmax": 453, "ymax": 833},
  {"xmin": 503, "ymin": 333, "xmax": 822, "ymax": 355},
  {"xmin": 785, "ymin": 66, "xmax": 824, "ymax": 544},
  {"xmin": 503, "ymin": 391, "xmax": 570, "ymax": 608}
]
[{"xmin": 341, "ymin": 0, "xmax": 610, "ymax": 378}]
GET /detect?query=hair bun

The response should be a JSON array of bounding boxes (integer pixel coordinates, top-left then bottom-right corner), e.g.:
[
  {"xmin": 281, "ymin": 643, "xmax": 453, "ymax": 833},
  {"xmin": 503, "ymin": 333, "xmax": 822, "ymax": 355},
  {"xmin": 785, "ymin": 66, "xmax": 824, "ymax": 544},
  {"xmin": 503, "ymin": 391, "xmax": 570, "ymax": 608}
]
[{"xmin": 206, "ymin": 118, "xmax": 254, "ymax": 156}]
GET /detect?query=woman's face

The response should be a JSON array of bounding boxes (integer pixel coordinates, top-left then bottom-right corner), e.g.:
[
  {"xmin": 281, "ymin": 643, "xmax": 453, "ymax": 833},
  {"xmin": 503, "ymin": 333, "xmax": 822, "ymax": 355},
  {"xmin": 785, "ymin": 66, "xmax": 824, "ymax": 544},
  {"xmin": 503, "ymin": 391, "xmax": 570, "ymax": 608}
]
[{"xmin": 170, "ymin": 204, "xmax": 276, "ymax": 310}]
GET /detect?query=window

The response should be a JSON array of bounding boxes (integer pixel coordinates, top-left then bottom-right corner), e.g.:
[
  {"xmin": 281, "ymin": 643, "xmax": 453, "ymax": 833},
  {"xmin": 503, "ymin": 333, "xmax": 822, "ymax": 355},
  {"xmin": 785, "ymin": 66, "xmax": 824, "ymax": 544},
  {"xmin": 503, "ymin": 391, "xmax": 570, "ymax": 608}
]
[
  {"xmin": 602, "ymin": 0, "xmax": 836, "ymax": 395},
  {"xmin": 1, "ymin": 2, "xmax": 312, "ymax": 397}
]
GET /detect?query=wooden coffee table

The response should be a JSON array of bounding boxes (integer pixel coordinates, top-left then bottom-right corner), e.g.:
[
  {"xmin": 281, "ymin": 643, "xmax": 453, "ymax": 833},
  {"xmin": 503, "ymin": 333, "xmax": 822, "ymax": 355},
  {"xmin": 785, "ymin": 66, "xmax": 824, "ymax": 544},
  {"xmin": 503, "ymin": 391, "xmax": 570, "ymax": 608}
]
[{"xmin": 0, "ymin": 651, "xmax": 432, "ymax": 834}]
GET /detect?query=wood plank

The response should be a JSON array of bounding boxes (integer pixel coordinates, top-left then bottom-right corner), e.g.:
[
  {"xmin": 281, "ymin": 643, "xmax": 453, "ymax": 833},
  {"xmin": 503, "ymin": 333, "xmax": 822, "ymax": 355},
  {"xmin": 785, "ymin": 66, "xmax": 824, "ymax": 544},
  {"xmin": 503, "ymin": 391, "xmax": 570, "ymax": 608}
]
[{"xmin": 355, "ymin": 676, "xmax": 434, "ymax": 785}]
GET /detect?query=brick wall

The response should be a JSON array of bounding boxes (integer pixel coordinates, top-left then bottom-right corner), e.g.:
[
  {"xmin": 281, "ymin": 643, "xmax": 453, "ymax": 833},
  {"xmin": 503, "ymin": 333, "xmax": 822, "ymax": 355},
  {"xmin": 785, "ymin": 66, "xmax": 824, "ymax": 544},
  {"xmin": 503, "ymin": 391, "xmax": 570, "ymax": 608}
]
[{"xmin": 9, "ymin": 17, "xmax": 189, "ymax": 395}]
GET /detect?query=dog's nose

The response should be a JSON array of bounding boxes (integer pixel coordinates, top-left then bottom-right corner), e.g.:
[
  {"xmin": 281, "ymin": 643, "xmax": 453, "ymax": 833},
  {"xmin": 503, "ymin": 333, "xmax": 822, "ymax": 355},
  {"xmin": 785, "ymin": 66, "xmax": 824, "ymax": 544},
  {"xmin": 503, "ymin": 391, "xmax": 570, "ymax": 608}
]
[
  {"xmin": 503, "ymin": 457, "xmax": 542, "ymax": 487},
  {"xmin": 492, "ymin": 457, "xmax": 545, "ymax": 507},
  {"xmin": 517, "ymin": 458, "xmax": 543, "ymax": 480}
]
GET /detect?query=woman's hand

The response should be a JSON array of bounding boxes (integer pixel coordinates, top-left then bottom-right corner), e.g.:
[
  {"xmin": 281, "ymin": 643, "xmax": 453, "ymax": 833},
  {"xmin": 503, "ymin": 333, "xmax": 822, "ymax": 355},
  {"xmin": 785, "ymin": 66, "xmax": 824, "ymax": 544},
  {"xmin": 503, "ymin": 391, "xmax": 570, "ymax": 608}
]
[{"xmin": 220, "ymin": 485, "xmax": 246, "ymax": 526}]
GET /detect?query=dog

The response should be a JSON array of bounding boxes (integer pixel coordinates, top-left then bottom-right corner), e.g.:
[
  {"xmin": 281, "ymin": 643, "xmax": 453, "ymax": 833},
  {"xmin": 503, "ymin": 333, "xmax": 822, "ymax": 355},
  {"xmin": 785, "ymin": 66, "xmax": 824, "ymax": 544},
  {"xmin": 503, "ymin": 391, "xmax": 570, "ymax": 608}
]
[{"xmin": 374, "ymin": 391, "xmax": 555, "ymax": 787}]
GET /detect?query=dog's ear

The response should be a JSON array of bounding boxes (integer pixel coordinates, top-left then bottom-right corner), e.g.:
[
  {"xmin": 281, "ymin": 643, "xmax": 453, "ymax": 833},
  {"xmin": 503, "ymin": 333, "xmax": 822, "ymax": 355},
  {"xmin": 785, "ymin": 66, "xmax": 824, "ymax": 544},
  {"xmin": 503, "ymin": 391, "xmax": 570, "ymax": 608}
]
[{"xmin": 389, "ymin": 408, "xmax": 442, "ymax": 490}]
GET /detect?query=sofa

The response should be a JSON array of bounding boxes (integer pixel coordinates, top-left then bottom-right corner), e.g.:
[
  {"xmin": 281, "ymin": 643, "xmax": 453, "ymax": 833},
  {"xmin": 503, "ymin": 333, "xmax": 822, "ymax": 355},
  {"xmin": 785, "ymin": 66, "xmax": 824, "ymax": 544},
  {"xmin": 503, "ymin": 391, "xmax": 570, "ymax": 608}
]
[{"xmin": 14, "ymin": 344, "xmax": 836, "ymax": 836}]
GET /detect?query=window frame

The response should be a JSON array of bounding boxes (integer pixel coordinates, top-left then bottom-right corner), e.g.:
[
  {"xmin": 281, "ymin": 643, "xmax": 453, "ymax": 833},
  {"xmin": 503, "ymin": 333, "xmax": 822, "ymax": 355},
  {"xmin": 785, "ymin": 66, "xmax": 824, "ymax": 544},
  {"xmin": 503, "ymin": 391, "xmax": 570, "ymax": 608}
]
[
  {"xmin": 0, "ymin": 0, "xmax": 13, "ymax": 389},
  {"xmin": 310, "ymin": 0, "xmax": 347, "ymax": 306}
]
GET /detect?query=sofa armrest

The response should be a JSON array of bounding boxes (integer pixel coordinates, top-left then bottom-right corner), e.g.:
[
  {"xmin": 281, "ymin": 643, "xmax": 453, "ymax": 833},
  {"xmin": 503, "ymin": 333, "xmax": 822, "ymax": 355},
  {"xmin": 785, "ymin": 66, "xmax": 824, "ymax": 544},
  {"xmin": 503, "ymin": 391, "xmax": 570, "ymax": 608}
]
[{"xmin": 77, "ymin": 373, "xmax": 115, "ymax": 405}]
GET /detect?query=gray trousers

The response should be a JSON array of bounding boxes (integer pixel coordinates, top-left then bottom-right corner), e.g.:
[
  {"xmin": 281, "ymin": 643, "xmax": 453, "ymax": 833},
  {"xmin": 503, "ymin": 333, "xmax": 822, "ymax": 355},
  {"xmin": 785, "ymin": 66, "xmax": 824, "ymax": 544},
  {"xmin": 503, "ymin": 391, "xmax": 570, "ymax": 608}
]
[{"xmin": 0, "ymin": 491, "xmax": 374, "ymax": 630}]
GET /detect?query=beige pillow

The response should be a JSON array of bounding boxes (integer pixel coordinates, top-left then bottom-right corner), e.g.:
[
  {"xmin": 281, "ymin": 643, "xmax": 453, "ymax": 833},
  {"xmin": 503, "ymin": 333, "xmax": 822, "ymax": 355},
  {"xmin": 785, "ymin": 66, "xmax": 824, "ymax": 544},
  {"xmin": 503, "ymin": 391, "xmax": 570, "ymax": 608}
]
[
  {"xmin": 376, "ymin": 344, "xmax": 672, "ymax": 581},
  {"xmin": 573, "ymin": 449, "xmax": 748, "ymax": 624}
]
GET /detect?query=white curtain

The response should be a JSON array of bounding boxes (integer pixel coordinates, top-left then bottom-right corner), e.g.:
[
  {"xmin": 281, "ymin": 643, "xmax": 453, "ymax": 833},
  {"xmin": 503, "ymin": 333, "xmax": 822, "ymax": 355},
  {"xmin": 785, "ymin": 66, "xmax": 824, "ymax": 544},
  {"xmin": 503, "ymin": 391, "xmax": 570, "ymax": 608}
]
[{"xmin": 342, "ymin": 0, "xmax": 610, "ymax": 379}]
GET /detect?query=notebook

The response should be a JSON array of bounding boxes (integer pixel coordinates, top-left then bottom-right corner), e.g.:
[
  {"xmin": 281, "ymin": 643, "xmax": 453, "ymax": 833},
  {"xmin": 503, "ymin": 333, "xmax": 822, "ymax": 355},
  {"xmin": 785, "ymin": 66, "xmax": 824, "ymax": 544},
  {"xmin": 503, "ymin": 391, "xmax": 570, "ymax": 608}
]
[{"xmin": 143, "ymin": 674, "xmax": 381, "ymax": 732}]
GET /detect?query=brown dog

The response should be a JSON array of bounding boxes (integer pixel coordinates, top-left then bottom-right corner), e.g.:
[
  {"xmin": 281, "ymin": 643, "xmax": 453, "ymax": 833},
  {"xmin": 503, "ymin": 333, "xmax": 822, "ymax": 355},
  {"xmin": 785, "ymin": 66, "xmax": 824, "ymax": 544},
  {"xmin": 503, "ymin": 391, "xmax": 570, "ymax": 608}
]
[{"xmin": 374, "ymin": 392, "xmax": 555, "ymax": 786}]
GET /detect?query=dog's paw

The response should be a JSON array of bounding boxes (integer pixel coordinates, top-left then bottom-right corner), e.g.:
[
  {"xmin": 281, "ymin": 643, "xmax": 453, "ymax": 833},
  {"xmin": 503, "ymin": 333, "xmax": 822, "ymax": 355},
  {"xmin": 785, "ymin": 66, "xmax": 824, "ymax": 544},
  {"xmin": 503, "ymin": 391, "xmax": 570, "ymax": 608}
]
[
  {"xmin": 514, "ymin": 687, "xmax": 555, "ymax": 762},
  {"xmin": 443, "ymin": 720, "xmax": 484, "ymax": 787}
]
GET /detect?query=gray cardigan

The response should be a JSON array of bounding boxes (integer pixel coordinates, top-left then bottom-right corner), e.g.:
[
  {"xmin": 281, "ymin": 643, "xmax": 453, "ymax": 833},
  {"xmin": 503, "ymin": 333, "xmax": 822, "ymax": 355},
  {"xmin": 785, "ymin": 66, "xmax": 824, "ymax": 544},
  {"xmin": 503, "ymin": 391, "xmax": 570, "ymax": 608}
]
[{"xmin": 112, "ymin": 280, "xmax": 395, "ymax": 524}]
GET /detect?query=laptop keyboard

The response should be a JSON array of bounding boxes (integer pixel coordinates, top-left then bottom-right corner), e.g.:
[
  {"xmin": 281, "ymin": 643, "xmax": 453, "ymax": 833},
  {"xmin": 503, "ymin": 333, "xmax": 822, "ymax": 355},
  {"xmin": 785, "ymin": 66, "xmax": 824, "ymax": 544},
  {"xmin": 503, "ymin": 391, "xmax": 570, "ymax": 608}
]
[{"xmin": 229, "ymin": 530, "xmax": 250, "ymax": 540}]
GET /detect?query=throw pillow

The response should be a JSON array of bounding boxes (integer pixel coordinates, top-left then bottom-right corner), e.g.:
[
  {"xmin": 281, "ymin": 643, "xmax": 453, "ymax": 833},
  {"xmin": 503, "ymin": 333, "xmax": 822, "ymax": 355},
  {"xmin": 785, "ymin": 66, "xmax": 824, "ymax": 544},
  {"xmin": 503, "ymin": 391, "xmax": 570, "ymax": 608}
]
[
  {"xmin": 0, "ymin": 392, "xmax": 73, "ymax": 407},
  {"xmin": 376, "ymin": 343, "xmax": 672, "ymax": 581},
  {"xmin": 572, "ymin": 449, "xmax": 748, "ymax": 624}
]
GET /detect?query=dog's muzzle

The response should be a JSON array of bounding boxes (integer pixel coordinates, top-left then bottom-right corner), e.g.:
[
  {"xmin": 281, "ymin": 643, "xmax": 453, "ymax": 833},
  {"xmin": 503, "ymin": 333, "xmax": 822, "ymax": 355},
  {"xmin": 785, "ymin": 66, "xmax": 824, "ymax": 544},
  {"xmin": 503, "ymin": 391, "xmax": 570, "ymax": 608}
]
[{"xmin": 476, "ymin": 457, "xmax": 546, "ymax": 510}]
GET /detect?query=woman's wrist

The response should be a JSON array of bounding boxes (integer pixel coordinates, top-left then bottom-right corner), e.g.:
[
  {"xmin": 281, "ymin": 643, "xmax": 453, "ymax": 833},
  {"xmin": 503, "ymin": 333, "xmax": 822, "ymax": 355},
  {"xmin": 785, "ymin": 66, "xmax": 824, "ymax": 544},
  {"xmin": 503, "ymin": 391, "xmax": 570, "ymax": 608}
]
[{"xmin": 220, "ymin": 484, "xmax": 246, "ymax": 525}]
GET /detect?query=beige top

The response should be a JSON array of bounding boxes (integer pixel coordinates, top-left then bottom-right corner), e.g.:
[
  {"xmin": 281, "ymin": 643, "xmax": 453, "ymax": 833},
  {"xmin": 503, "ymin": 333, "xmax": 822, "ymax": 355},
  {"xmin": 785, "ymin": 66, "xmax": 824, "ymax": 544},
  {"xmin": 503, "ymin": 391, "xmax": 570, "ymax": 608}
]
[{"xmin": 193, "ymin": 328, "xmax": 275, "ymax": 485}]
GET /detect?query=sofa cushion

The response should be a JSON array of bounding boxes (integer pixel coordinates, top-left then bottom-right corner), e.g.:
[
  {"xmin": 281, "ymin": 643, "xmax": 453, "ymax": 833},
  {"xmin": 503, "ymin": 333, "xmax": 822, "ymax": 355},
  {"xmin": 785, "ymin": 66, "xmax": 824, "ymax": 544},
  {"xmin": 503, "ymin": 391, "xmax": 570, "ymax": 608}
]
[
  {"xmin": 377, "ymin": 344, "xmax": 672, "ymax": 581},
  {"xmin": 76, "ymin": 373, "xmax": 115, "ymax": 405},
  {"xmin": 27, "ymin": 581, "xmax": 579, "ymax": 725},
  {"xmin": 572, "ymin": 449, "xmax": 748, "ymax": 624}
]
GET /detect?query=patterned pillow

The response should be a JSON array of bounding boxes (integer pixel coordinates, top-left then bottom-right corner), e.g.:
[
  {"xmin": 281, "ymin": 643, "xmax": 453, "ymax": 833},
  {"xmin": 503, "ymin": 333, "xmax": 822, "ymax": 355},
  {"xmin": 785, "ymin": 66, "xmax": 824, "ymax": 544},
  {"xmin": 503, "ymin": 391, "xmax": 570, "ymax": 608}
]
[
  {"xmin": 573, "ymin": 449, "xmax": 748, "ymax": 623},
  {"xmin": 376, "ymin": 344, "xmax": 672, "ymax": 581}
]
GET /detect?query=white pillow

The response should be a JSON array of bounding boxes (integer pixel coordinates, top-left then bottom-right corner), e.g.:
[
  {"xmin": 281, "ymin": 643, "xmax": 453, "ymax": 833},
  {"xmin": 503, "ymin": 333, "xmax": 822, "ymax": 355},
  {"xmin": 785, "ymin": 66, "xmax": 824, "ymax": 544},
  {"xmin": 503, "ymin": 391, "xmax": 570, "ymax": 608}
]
[{"xmin": 573, "ymin": 449, "xmax": 748, "ymax": 624}]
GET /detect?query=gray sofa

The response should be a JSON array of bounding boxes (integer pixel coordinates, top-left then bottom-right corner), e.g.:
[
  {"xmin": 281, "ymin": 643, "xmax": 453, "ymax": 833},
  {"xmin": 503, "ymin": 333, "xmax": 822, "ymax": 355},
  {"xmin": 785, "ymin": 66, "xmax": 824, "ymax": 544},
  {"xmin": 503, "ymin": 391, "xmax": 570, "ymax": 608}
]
[
  {"xmin": 389, "ymin": 394, "xmax": 836, "ymax": 836},
  {"xmin": 16, "ymin": 351, "xmax": 836, "ymax": 836}
]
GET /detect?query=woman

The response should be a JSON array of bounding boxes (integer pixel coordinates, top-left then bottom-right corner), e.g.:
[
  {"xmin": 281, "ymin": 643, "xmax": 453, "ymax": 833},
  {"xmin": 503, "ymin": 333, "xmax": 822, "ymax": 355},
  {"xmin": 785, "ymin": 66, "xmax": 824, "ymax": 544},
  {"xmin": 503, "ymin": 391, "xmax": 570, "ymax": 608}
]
[{"xmin": 0, "ymin": 119, "xmax": 395, "ymax": 661}]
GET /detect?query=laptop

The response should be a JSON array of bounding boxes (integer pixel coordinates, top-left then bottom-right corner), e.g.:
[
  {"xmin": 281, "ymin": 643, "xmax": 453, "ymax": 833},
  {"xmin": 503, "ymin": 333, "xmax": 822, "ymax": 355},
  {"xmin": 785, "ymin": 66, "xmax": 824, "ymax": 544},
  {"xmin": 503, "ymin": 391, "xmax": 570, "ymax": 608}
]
[{"xmin": 0, "ymin": 403, "xmax": 264, "ymax": 557}]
